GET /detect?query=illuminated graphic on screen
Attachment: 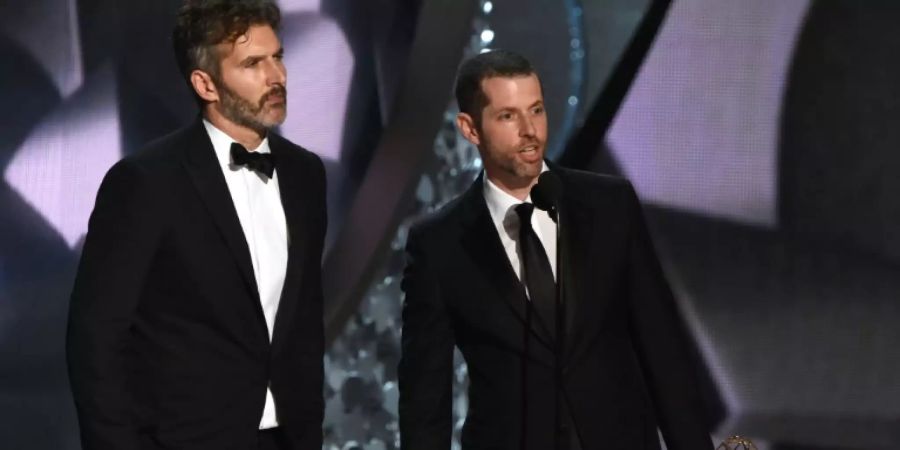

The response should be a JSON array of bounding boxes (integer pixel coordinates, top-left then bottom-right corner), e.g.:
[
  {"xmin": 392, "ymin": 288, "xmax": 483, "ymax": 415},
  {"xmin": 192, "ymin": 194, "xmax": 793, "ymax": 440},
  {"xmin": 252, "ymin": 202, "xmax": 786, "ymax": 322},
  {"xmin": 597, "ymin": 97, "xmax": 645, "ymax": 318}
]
[{"xmin": 609, "ymin": 1, "xmax": 810, "ymax": 228}]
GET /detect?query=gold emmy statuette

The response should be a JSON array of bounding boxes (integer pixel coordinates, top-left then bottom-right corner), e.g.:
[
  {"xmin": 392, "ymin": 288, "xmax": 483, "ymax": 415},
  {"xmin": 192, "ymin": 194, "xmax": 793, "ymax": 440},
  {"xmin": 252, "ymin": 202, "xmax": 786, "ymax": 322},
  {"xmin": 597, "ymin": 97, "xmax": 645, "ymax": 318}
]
[{"xmin": 716, "ymin": 435, "xmax": 758, "ymax": 450}]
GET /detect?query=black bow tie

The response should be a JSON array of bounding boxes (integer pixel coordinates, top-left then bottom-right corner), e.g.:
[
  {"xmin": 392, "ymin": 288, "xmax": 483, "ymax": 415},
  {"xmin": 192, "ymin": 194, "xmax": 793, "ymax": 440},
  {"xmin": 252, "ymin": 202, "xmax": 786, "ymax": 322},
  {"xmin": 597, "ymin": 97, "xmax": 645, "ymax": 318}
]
[{"xmin": 230, "ymin": 142, "xmax": 276, "ymax": 178}]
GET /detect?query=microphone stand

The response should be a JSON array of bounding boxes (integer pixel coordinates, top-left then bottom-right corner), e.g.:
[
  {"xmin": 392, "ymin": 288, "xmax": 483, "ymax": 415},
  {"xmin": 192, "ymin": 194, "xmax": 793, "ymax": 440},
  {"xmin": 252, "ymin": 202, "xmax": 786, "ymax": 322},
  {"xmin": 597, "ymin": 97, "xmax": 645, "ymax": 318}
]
[
  {"xmin": 519, "ymin": 207, "xmax": 560, "ymax": 450},
  {"xmin": 520, "ymin": 207, "xmax": 559, "ymax": 450},
  {"xmin": 552, "ymin": 204, "xmax": 564, "ymax": 450},
  {"xmin": 522, "ymin": 171, "xmax": 566, "ymax": 450},
  {"xmin": 520, "ymin": 282, "xmax": 533, "ymax": 450}
]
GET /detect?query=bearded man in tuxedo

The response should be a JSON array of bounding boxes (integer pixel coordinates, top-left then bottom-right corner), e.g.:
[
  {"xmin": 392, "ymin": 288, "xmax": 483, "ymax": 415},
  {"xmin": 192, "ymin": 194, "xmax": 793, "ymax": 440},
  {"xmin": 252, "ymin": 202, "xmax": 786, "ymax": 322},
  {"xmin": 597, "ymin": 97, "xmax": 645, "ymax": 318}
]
[{"xmin": 67, "ymin": 1, "xmax": 326, "ymax": 449}]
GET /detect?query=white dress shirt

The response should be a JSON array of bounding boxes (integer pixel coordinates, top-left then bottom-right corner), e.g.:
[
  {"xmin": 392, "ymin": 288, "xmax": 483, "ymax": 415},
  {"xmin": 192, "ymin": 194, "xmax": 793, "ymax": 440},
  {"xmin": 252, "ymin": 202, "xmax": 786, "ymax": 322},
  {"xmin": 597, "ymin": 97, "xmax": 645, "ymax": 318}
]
[
  {"xmin": 203, "ymin": 120, "xmax": 287, "ymax": 430},
  {"xmin": 482, "ymin": 163, "xmax": 558, "ymax": 284}
]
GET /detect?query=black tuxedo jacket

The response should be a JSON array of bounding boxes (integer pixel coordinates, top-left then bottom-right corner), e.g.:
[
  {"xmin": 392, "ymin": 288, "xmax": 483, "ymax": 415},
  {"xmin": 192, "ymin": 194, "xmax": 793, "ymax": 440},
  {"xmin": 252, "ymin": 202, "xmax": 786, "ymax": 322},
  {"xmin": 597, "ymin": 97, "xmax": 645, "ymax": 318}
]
[
  {"xmin": 398, "ymin": 166, "xmax": 712, "ymax": 450},
  {"xmin": 67, "ymin": 119, "xmax": 327, "ymax": 450}
]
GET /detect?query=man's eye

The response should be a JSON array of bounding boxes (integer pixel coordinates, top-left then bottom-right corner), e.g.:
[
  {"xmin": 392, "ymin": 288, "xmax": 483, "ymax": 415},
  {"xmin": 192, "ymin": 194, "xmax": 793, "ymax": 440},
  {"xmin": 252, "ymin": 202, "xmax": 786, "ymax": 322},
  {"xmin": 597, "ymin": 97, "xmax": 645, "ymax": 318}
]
[
  {"xmin": 533, "ymin": 106, "xmax": 544, "ymax": 114},
  {"xmin": 499, "ymin": 113, "xmax": 513, "ymax": 120}
]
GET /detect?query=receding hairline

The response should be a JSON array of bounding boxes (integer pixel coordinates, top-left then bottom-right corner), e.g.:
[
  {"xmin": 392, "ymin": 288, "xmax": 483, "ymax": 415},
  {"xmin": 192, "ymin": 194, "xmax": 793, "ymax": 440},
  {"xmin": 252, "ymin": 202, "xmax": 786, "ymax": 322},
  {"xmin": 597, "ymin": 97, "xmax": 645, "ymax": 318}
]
[
  {"xmin": 453, "ymin": 49, "xmax": 539, "ymax": 123},
  {"xmin": 478, "ymin": 72, "xmax": 544, "ymax": 107}
]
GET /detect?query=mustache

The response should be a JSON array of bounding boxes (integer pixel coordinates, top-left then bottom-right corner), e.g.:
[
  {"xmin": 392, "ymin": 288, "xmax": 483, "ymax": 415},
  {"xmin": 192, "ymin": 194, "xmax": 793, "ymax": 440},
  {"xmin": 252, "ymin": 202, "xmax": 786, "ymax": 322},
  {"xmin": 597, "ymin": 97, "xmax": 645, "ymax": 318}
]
[
  {"xmin": 518, "ymin": 138, "xmax": 543, "ymax": 149},
  {"xmin": 259, "ymin": 85, "xmax": 287, "ymax": 107}
]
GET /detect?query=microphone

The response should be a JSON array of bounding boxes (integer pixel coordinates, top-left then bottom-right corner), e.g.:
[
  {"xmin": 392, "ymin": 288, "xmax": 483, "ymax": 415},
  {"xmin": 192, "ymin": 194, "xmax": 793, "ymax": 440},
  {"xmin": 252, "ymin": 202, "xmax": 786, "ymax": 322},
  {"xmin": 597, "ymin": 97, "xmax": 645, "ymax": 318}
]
[{"xmin": 531, "ymin": 171, "xmax": 562, "ymax": 221}]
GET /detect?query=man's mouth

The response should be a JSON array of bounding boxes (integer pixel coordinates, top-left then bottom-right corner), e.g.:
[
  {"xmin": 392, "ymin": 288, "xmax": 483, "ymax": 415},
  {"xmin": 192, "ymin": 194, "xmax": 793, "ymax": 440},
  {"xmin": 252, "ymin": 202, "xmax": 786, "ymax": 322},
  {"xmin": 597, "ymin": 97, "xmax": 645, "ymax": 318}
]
[
  {"xmin": 261, "ymin": 88, "xmax": 287, "ymax": 106},
  {"xmin": 517, "ymin": 143, "xmax": 543, "ymax": 163}
]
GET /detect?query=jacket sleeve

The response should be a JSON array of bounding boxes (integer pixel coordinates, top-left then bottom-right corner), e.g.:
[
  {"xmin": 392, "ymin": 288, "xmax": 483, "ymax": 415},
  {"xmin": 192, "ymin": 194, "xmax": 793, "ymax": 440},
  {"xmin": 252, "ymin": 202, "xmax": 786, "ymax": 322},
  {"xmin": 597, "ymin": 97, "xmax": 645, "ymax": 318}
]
[
  {"xmin": 398, "ymin": 224, "xmax": 455, "ymax": 450},
  {"xmin": 66, "ymin": 159, "xmax": 162, "ymax": 450},
  {"xmin": 622, "ymin": 181, "xmax": 714, "ymax": 450}
]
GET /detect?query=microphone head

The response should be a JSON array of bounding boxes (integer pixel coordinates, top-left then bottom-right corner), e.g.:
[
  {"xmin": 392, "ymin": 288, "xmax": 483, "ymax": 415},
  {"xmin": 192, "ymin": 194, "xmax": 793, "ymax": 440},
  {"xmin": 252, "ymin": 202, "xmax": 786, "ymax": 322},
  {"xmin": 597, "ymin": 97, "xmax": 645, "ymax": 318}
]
[{"xmin": 531, "ymin": 171, "xmax": 562, "ymax": 212}]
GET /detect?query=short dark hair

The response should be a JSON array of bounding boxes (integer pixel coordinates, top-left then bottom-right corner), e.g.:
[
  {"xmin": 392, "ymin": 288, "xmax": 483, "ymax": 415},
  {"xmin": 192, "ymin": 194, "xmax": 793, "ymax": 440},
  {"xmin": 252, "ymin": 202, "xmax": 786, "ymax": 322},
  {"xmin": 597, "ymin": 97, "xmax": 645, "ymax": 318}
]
[
  {"xmin": 454, "ymin": 49, "xmax": 537, "ymax": 122},
  {"xmin": 172, "ymin": 0, "xmax": 281, "ymax": 84}
]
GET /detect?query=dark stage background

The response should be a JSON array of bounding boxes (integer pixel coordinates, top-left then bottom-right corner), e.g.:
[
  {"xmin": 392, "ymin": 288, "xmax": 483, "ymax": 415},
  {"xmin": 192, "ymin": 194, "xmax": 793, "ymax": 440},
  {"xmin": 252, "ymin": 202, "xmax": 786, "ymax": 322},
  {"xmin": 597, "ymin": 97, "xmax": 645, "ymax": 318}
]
[{"xmin": 1, "ymin": 0, "xmax": 898, "ymax": 449}]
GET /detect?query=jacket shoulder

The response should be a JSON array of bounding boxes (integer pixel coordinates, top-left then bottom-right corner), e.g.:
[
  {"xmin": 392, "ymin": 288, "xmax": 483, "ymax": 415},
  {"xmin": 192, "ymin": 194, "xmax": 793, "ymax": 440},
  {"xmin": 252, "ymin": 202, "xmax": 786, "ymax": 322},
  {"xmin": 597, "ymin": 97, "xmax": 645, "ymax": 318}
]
[
  {"xmin": 556, "ymin": 166, "xmax": 640, "ymax": 209},
  {"xmin": 558, "ymin": 166, "xmax": 631, "ymax": 192},
  {"xmin": 269, "ymin": 132, "xmax": 325, "ymax": 172},
  {"xmin": 406, "ymin": 189, "xmax": 471, "ymax": 245},
  {"xmin": 100, "ymin": 126, "xmax": 200, "ymax": 190}
]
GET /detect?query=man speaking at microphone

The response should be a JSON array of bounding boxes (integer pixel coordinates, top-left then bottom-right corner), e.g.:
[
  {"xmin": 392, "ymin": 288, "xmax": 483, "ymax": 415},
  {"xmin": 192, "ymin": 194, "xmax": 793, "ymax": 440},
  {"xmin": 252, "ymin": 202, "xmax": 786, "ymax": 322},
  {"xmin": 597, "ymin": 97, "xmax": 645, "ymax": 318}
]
[{"xmin": 398, "ymin": 50, "xmax": 713, "ymax": 450}]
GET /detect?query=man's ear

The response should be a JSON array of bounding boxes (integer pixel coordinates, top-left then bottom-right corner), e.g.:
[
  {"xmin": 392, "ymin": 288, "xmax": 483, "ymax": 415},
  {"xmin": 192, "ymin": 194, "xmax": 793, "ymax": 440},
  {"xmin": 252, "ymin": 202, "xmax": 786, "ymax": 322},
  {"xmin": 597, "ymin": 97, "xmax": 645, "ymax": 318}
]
[
  {"xmin": 456, "ymin": 112, "xmax": 481, "ymax": 147},
  {"xmin": 190, "ymin": 69, "xmax": 219, "ymax": 103}
]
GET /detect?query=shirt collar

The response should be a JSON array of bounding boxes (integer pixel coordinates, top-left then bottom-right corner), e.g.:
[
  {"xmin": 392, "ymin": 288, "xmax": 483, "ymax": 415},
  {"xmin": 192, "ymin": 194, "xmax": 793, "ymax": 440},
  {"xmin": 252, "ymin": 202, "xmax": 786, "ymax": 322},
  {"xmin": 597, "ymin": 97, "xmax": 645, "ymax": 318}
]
[
  {"xmin": 202, "ymin": 119, "xmax": 271, "ymax": 171},
  {"xmin": 482, "ymin": 161, "xmax": 550, "ymax": 233}
]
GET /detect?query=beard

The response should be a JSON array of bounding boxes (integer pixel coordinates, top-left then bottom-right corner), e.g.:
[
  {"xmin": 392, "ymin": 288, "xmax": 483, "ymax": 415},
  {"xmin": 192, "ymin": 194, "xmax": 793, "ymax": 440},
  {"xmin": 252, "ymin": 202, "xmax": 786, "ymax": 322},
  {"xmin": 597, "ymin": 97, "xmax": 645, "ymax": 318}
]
[
  {"xmin": 490, "ymin": 139, "xmax": 545, "ymax": 181},
  {"xmin": 502, "ymin": 151, "xmax": 543, "ymax": 178},
  {"xmin": 216, "ymin": 81, "xmax": 287, "ymax": 132}
]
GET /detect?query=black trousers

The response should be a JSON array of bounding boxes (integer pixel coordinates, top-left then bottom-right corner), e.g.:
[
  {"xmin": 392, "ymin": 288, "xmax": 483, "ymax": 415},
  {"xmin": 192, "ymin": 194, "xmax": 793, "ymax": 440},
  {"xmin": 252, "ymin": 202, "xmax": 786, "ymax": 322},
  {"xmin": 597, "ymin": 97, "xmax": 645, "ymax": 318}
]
[{"xmin": 258, "ymin": 428, "xmax": 288, "ymax": 450}]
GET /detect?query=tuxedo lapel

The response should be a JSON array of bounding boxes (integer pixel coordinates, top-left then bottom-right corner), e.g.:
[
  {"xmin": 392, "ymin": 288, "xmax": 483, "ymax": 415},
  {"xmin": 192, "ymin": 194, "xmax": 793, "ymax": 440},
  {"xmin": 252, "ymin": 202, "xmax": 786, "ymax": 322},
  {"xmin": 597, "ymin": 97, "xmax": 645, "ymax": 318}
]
[
  {"xmin": 458, "ymin": 176, "xmax": 555, "ymax": 350},
  {"xmin": 269, "ymin": 136, "xmax": 314, "ymax": 352},
  {"xmin": 553, "ymin": 167, "xmax": 599, "ymax": 360},
  {"xmin": 558, "ymin": 191, "xmax": 593, "ymax": 358},
  {"xmin": 180, "ymin": 120, "xmax": 261, "ymax": 307}
]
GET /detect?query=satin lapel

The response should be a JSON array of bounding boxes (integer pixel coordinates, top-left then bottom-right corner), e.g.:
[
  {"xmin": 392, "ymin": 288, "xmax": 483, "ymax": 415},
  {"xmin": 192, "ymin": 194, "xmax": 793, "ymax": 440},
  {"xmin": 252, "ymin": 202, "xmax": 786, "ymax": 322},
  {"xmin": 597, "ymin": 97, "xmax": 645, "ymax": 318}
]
[
  {"xmin": 557, "ymin": 171, "xmax": 596, "ymax": 358},
  {"xmin": 458, "ymin": 178, "xmax": 555, "ymax": 350},
  {"xmin": 180, "ymin": 120, "xmax": 261, "ymax": 306},
  {"xmin": 269, "ymin": 137, "xmax": 312, "ymax": 351}
]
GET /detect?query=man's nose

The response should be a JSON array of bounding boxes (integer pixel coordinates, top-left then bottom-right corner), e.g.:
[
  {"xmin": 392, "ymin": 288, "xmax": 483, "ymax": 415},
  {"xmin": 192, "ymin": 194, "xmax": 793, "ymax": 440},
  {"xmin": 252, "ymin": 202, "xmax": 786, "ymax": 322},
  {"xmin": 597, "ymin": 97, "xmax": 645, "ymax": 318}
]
[
  {"xmin": 520, "ymin": 116, "xmax": 536, "ymax": 137},
  {"xmin": 265, "ymin": 59, "xmax": 286, "ymax": 86}
]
